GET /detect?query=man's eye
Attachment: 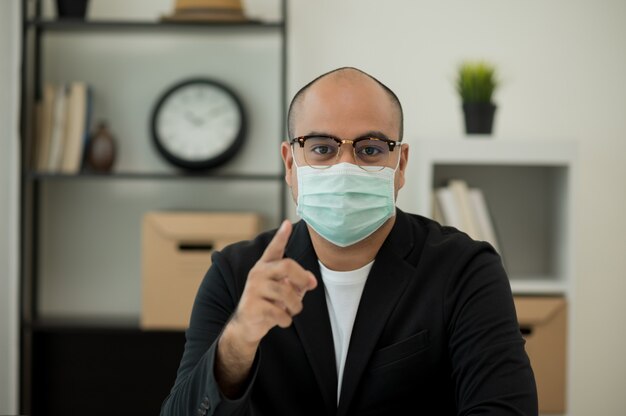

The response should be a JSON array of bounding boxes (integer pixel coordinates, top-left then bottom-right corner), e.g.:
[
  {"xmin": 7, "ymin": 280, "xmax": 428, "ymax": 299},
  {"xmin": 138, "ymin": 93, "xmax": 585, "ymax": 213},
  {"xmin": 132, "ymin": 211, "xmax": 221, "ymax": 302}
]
[
  {"xmin": 358, "ymin": 146, "xmax": 383, "ymax": 156},
  {"xmin": 357, "ymin": 145, "xmax": 385, "ymax": 158},
  {"xmin": 312, "ymin": 145, "xmax": 333, "ymax": 155}
]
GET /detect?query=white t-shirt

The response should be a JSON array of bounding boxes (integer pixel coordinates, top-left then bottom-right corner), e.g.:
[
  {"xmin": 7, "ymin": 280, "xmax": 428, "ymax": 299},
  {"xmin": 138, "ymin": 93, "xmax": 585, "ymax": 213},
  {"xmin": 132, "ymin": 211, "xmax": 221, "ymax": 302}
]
[{"xmin": 318, "ymin": 260, "xmax": 373, "ymax": 405}]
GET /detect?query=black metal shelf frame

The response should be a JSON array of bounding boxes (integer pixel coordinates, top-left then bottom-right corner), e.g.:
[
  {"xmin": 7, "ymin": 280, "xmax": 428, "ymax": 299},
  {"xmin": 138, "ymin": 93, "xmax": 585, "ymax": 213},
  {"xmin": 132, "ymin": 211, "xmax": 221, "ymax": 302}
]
[
  {"xmin": 18, "ymin": 1, "xmax": 289, "ymax": 413},
  {"xmin": 27, "ymin": 18, "xmax": 284, "ymax": 31}
]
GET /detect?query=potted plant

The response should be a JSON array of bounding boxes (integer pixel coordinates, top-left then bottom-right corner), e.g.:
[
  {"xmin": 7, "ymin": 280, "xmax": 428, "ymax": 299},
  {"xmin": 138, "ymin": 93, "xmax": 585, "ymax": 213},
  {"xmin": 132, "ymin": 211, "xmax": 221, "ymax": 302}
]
[
  {"xmin": 56, "ymin": 0, "xmax": 90, "ymax": 19},
  {"xmin": 456, "ymin": 60, "xmax": 499, "ymax": 135}
]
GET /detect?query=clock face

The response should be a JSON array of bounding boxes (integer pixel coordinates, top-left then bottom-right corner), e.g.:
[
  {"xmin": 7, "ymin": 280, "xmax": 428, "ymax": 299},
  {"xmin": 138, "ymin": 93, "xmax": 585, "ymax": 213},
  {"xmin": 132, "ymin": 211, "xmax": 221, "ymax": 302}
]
[{"xmin": 151, "ymin": 78, "xmax": 246, "ymax": 170}]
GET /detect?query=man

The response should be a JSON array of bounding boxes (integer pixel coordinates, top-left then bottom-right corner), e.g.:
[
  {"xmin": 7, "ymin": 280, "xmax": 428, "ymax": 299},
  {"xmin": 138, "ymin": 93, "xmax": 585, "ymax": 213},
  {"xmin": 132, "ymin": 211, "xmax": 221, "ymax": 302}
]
[{"xmin": 161, "ymin": 67, "xmax": 538, "ymax": 415}]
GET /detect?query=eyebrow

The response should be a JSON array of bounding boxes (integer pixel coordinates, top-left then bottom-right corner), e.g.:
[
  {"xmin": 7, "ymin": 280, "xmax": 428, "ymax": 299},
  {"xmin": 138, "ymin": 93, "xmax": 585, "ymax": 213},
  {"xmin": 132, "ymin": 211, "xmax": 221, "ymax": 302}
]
[
  {"xmin": 359, "ymin": 131, "xmax": 392, "ymax": 140},
  {"xmin": 300, "ymin": 130, "xmax": 393, "ymax": 140}
]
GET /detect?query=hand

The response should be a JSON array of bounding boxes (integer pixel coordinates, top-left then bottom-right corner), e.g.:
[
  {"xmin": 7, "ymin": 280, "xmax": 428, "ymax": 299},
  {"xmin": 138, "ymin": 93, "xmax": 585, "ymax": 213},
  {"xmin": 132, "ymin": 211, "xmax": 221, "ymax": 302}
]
[
  {"xmin": 230, "ymin": 220, "xmax": 318, "ymax": 348},
  {"xmin": 216, "ymin": 220, "xmax": 317, "ymax": 397}
]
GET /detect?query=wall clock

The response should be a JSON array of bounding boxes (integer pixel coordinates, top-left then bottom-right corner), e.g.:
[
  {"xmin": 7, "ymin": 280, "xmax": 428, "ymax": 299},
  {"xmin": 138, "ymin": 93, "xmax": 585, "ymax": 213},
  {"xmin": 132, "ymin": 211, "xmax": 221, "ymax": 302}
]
[{"xmin": 150, "ymin": 78, "xmax": 246, "ymax": 171}]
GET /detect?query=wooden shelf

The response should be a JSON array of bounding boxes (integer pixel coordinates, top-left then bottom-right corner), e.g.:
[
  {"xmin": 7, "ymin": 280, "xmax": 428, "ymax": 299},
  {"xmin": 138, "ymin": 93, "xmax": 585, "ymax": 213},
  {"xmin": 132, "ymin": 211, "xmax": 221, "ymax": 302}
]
[
  {"xmin": 25, "ymin": 315, "xmax": 186, "ymax": 333},
  {"xmin": 25, "ymin": 170, "xmax": 283, "ymax": 181}
]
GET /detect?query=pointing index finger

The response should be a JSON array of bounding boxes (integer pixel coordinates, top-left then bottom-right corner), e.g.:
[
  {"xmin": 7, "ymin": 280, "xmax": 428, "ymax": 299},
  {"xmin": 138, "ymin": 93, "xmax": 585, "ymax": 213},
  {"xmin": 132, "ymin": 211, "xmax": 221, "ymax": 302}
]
[{"xmin": 260, "ymin": 220, "xmax": 292, "ymax": 262}]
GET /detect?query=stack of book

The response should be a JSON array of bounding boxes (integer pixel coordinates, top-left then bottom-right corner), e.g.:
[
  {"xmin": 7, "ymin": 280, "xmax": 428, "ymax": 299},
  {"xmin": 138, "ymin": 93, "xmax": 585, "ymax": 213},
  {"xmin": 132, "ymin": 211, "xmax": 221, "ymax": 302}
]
[
  {"xmin": 33, "ymin": 82, "xmax": 92, "ymax": 174},
  {"xmin": 432, "ymin": 179, "xmax": 501, "ymax": 254}
]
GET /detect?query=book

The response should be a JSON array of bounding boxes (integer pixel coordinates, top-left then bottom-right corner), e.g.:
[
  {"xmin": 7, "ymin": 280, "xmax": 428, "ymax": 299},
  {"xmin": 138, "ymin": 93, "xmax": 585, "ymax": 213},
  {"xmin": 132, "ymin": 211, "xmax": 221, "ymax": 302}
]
[
  {"xmin": 432, "ymin": 190, "xmax": 445, "ymax": 224},
  {"xmin": 80, "ymin": 87, "xmax": 94, "ymax": 170},
  {"xmin": 435, "ymin": 186, "xmax": 463, "ymax": 230},
  {"xmin": 60, "ymin": 82, "xmax": 90, "ymax": 174},
  {"xmin": 33, "ymin": 101, "xmax": 43, "ymax": 169},
  {"xmin": 46, "ymin": 84, "xmax": 69, "ymax": 172},
  {"xmin": 468, "ymin": 188, "xmax": 501, "ymax": 253},
  {"xmin": 448, "ymin": 179, "xmax": 481, "ymax": 240},
  {"xmin": 35, "ymin": 83, "xmax": 56, "ymax": 171}
]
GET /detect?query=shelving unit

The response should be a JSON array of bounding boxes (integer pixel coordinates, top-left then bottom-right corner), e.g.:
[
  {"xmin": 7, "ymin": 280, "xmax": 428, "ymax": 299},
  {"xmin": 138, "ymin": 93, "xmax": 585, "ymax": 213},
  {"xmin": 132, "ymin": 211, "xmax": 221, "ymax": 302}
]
[
  {"xmin": 401, "ymin": 138, "xmax": 576, "ymax": 296},
  {"xmin": 19, "ymin": 1, "xmax": 288, "ymax": 414}
]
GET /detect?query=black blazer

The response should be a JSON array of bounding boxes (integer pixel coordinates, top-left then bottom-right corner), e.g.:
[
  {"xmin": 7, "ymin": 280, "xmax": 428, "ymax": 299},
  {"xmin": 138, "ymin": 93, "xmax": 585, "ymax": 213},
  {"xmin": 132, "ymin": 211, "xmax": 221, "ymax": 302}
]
[{"xmin": 161, "ymin": 210, "xmax": 538, "ymax": 415}]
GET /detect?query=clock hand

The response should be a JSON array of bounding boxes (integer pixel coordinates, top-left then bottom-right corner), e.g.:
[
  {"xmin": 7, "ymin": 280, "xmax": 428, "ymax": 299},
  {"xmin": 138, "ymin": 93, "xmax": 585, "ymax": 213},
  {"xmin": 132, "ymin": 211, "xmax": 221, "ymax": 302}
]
[
  {"xmin": 184, "ymin": 111, "xmax": 198, "ymax": 125},
  {"xmin": 207, "ymin": 105, "xmax": 227, "ymax": 118},
  {"xmin": 185, "ymin": 111, "xmax": 205, "ymax": 127}
]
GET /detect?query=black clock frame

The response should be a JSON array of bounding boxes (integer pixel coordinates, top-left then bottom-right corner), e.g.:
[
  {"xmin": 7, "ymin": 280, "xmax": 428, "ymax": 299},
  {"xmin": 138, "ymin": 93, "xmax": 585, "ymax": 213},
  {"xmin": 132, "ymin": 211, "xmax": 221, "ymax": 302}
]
[{"xmin": 150, "ymin": 77, "xmax": 247, "ymax": 171}]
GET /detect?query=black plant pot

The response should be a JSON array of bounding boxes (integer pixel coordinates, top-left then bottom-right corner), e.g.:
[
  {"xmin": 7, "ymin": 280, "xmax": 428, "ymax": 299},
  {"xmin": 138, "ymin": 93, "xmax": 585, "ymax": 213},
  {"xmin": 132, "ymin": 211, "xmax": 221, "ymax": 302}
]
[
  {"xmin": 56, "ymin": 0, "xmax": 90, "ymax": 19},
  {"xmin": 462, "ymin": 102, "xmax": 497, "ymax": 135}
]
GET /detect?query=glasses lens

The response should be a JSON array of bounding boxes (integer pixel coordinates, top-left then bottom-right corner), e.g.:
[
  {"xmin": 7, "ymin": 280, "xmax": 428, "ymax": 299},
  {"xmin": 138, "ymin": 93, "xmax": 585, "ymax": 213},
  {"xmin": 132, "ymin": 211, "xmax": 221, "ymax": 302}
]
[
  {"xmin": 354, "ymin": 139, "xmax": 390, "ymax": 171},
  {"xmin": 303, "ymin": 136, "xmax": 339, "ymax": 168}
]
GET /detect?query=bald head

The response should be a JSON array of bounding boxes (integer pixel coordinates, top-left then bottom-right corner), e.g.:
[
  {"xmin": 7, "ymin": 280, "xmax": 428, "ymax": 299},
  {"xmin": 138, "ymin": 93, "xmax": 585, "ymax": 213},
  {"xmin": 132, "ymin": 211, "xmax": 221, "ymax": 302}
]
[{"xmin": 287, "ymin": 67, "xmax": 404, "ymax": 140}]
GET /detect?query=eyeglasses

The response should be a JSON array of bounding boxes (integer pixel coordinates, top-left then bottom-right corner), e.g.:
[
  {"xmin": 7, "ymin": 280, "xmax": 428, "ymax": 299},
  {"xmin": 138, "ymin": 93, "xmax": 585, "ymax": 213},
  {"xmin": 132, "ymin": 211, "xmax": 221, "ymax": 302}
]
[{"xmin": 290, "ymin": 134, "xmax": 401, "ymax": 172}]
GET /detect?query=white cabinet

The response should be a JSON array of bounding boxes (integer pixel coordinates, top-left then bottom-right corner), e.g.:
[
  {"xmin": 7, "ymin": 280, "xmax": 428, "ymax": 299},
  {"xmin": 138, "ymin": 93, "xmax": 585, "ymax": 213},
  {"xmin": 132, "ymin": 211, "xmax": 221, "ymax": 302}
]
[{"xmin": 399, "ymin": 138, "xmax": 577, "ymax": 296}]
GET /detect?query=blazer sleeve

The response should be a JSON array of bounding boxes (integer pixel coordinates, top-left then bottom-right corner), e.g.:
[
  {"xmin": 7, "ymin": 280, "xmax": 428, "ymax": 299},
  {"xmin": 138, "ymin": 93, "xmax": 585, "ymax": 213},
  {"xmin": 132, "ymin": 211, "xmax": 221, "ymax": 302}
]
[
  {"xmin": 444, "ymin": 243, "xmax": 539, "ymax": 415},
  {"xmin": 160, "ymin": 249, "xmax": 259, "ymax": 416}
]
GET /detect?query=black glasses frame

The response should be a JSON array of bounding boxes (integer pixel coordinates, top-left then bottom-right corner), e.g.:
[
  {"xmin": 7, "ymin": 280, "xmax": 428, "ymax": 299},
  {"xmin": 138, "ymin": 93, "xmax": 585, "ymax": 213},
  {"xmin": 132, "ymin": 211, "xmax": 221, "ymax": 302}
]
[{"xmin": 289, "ymin": 134, "xmax": 400, "ymax": 152}]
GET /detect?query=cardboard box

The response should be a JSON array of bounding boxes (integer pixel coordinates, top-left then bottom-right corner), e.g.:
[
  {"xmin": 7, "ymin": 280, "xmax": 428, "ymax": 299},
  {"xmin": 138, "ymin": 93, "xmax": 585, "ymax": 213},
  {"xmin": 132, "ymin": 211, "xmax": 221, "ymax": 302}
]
[
  {"xmin": 141, "ymin": 212, "xmax": 261, "ymax": 330},
  {"xmin": 514, "ymin": 296, "xmax": 567, "ymax": 414}
]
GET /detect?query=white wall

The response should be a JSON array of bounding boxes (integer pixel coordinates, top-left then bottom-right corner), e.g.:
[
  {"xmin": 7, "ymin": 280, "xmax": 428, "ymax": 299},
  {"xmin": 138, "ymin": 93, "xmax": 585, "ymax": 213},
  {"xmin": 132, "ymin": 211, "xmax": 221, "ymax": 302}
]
[
  {"xmin": 9, "ymin": 0, "xmax": 626, "ymax": 414},
  {"xmin": 288, "ymin": 1, "xmax": 626, "ymax": 415},
  {"xmin": 0, "ymin": 0, "xmax": 21, "ymax": 413}
]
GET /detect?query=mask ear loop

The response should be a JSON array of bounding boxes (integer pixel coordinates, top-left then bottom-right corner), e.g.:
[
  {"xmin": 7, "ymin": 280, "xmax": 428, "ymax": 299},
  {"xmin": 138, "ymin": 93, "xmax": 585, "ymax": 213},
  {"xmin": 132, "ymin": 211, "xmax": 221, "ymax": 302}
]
[
  {"xmin": 290, "ymin": 142, "xmax": 301, "ymax": 169},
  {"xmin": 392, "ymin": 142, "xmax": 403, "ymax": 171}
]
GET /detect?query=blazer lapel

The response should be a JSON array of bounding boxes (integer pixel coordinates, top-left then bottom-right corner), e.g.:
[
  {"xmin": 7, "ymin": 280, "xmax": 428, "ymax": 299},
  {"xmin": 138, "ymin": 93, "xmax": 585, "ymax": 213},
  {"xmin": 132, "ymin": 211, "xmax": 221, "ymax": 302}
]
[
  {"xmin": 336, "ymin": 210, "xmax": 417, "ymax": 415},
  {"xmin": 287, "ymin": 221, "xmax": 338, "ymax": 414}
]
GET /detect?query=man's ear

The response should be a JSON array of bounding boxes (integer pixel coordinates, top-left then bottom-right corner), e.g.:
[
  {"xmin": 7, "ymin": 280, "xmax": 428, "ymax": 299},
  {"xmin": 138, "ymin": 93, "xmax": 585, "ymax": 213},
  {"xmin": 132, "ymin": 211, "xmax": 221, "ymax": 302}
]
[
  {"xmin": 397, "ymin": 143, "xmax": 409, "ymax": 190},
  {"xmin": 281, "ymin": 141, "xmax": 294, "ymax": 187}
]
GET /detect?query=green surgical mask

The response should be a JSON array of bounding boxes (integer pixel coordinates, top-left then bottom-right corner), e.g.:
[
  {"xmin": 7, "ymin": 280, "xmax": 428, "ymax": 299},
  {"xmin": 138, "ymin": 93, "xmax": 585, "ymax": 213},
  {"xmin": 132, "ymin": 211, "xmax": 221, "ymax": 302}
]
[{"xmin": 295, "ymin": 160, "xmax": 398, "ymax": 247}]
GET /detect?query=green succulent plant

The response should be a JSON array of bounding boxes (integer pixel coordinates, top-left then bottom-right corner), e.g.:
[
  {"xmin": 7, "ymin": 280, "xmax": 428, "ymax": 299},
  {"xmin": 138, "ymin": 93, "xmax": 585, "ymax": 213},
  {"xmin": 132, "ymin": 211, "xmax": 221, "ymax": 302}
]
[{"xmin": 456, "ymin": 61, "xmax": 499, "ymax": 104}]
